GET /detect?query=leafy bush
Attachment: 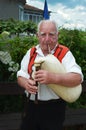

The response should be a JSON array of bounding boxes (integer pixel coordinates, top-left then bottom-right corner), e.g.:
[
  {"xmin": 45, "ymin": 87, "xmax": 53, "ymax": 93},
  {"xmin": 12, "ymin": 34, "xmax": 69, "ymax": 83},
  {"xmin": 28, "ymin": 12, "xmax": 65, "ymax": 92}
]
[
  {"xmin": 58, "ymin": 28, "xmax": 86, "ymax": 79},
  {"xmin": 0, "ymin": 19, "xmax": 38, "ymax": 82},
  {"xmin": 0, "ymin": 18, "xmax": 37, "ymax": 35}
]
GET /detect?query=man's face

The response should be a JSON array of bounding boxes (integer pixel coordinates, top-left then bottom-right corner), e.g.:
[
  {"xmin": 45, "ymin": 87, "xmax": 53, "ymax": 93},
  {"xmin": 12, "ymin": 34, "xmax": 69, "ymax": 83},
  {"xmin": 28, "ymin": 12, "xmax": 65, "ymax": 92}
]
[{"xmin": 37, "ymin": 22, "xmax": 59, "ymax": 54}]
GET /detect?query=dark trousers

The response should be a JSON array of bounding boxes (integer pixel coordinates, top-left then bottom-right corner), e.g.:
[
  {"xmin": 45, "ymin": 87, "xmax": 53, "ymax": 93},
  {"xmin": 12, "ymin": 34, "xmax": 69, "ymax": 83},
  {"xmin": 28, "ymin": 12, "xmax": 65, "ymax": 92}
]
[{"xmin": 20, "ymin": 99, "xmax": 66, "ymax": 130}]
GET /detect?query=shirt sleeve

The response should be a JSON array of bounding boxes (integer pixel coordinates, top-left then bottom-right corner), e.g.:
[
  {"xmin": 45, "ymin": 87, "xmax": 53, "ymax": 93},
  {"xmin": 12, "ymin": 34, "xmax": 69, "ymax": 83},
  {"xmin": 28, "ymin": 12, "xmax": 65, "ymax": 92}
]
[
  {"xmin": 62, "ymin": 51, "xmax": 83, "ymax": 80},
  {"xmin": 17, "ymin": 49, "xmax": 31, "ymax": 79}
]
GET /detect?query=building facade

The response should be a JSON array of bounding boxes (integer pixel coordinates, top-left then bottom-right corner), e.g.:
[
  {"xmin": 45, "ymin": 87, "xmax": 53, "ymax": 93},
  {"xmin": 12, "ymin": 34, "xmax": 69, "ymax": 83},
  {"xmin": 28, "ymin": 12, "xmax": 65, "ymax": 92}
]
[{"xmin": 0, "ymin": 0, "xmax": 45, "ymax": 23}]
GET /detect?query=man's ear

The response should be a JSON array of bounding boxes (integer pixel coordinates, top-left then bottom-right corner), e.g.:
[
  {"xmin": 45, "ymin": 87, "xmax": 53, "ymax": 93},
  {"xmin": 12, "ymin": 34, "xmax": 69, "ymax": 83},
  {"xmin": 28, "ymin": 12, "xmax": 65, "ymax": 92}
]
[{"xmin": 57, "ymin": 32, "xmax": 60, "ymax": 36}]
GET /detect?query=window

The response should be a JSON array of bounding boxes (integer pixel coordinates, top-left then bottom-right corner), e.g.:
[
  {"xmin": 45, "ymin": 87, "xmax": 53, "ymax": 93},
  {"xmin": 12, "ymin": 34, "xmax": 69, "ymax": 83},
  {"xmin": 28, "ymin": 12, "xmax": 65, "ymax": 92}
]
[
  {"xmin": 23, "ymin": 13, "xmax": 28, "ymax": 21},
  {"xmin": 23, "ymin": 12, "xmax": 43, "ymax": 23},
  {"xmin": 19, "ymin": 5, "xmax": 24, "ymax": 21}
]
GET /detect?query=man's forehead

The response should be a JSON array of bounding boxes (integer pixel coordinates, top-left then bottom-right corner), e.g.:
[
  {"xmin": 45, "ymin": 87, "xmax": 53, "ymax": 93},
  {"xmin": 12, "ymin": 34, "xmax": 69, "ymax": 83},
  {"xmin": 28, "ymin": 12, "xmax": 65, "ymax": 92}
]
[{"xmin": 39, "ymin": 25, "xmax": 57, "ymax": 33}]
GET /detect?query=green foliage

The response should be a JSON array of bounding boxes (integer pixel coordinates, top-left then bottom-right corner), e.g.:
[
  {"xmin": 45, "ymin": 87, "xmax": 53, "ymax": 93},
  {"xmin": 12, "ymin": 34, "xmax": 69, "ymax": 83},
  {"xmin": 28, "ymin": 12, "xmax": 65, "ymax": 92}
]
[
  {"xmin": 0, "ymin": 19, "xmax": 38, "ymax": 82},
  {"xmin": 2, "ymin": 36, "xmax": 38, "ymax": 64},
  {"xmin": 0, "ymin": 18, "xmax": 37, "ymax": 35},
  {"xmin": 58, "ymin": 28, "xmax": 86, "ymax": 79}
]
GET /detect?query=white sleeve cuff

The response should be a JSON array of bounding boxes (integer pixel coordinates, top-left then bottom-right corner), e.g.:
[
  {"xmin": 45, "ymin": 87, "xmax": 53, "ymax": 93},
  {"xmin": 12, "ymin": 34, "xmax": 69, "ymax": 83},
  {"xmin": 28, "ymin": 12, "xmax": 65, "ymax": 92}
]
[{"xmin": 17, "ymin": 70, "xmax": 30, "ymax": 79}]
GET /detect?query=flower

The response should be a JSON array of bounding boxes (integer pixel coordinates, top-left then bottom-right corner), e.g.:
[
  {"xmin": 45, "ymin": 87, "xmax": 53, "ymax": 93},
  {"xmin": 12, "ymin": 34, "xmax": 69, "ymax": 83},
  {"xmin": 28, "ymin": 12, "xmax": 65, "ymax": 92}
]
[
  {"xmin": 1, "ymin": 31, "xmax": 10, "ymax": 39},
  {"xmin": 0, "ymin": 51, "xmax": 12, "ymax": 64},
  {"xmin": 8, "ymin": 62, "xmax": 19, "ymax": 72},
  {"xmin": 0, "ymin": 51, "xmax": 19, "ymax": 81}
]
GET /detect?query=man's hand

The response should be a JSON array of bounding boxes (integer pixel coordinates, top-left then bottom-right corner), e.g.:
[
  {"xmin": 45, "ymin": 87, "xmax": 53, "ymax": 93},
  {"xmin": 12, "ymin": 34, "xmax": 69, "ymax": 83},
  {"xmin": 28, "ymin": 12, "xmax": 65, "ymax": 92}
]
[
  {"xmin": 34, "ymin": 70, "xmax": 51, "ymax": 84},
  {"xmin": 17, "ymin": 77, "xmax": 38, "ymax": 94}
]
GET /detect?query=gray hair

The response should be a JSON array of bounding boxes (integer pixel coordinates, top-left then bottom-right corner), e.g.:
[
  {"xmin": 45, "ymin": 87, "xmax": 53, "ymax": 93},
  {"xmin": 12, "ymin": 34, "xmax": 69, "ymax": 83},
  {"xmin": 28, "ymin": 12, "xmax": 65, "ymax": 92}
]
[{"xmin": 37, "ymin": 20, "xmax": 58, "ymax": 34}]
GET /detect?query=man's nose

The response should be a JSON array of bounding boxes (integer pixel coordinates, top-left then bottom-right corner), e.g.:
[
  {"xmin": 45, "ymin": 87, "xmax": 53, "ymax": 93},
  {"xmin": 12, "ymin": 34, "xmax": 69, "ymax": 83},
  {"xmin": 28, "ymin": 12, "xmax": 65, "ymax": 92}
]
[{"xmin": 45, "ymin": 34, "xmax": 50, "ymax": 41}]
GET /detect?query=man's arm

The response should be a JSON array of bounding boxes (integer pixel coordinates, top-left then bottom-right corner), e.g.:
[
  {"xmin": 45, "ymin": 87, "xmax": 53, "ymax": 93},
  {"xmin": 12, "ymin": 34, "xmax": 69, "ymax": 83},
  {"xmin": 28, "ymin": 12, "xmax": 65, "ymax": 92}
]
[{"xmin": 34, "ymin": 70, "xmax": 82, "ymax": 87}]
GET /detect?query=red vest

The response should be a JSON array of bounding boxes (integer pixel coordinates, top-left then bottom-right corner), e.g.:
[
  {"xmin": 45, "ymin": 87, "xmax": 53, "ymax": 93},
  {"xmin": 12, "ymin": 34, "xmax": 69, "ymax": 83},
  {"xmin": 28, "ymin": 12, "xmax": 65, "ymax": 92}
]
[{"xmin": 28, "ymin": 44, "xmax": 69, "ymax": 74}]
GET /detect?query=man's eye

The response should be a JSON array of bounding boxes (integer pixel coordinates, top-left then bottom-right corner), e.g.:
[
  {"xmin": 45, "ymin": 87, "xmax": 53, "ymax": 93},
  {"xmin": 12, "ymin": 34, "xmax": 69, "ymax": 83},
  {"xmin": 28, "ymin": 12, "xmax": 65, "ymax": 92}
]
[
  {"xmin": 41, "ymin": 34, "xmax": 46, "ymax": 37},
  {"xmin": 49, "ymin": 33, "xmax": 55, "ymax": 37},
  {"xmin": 49, "ymin": 33, "xmax": 54, "ymax": 36}
]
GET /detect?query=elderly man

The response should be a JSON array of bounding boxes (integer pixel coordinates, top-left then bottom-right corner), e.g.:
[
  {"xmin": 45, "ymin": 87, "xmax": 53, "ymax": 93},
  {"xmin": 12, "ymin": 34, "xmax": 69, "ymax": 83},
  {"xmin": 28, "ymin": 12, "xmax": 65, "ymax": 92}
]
[{"xmin": 17, "ymin": 20, "xmax": 83, "ymax": 130}]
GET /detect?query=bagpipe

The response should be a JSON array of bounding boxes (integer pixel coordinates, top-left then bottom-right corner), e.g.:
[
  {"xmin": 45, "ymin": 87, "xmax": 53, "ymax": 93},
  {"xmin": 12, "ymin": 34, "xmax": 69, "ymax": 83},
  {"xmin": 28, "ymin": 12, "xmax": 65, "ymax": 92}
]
[{"xmin": 33, "ymin": 54, "xmax": 82, "ymax": 103}]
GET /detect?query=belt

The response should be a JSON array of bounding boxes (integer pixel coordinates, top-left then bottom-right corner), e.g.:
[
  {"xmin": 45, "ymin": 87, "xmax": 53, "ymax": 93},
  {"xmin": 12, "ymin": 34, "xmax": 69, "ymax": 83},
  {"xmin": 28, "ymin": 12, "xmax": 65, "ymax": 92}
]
[{"xmin": 29, "ymin": 99, "xmax": 63, "ymax": 105}]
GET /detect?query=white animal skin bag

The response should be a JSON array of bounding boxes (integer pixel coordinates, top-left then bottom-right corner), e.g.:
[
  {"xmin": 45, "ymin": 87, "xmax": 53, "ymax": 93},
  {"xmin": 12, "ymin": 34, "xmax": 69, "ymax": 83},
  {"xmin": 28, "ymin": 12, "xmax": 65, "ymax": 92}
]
[{"xmin": 34, "ymin": 54, "xmax": 82, "ymax": 103}]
